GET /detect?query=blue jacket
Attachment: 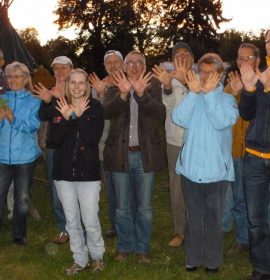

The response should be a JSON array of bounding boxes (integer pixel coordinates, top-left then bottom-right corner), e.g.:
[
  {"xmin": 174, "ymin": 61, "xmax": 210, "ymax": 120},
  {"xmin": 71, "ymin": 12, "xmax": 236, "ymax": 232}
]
[
  {"xmin": 0, "ymin": 90, "xmax": 41, "ymax": 164},
  {"xmin": 172, "ymin": 84, "xmax": 239, "ymax": 183}
]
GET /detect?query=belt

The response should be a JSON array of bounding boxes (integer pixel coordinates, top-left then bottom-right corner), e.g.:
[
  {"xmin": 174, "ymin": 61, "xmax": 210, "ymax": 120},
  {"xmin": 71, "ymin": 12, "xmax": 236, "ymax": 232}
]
[
  {"xmin": 128, "ymin": 146, "xmax": 141, "ymax": 152},
  {"xmin": 246, "ymin": 148, "xmax": 270, "ymax": 159}
]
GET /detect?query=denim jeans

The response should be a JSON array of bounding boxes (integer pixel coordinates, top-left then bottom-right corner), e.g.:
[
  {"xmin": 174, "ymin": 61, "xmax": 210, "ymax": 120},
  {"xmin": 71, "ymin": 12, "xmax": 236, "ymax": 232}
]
[
  {"xmin": 182, "ymin": 176, "xmax": 227, "ymax": 269},
  {"xmin": 231, "ymin": 158, "xmax": 249, "ymax": 245},
  {"xmin": 0, "ymin": 161, "xmax": 36, "ymax": 239},
  {"xmin": 112, "ymin": 151, "xmax": 154, "ymax": 253},
  {"xmin": 46, "ymin": 148, "xmax": 66, "ymax": 233},
  {"xmin": 101, "ymin": 162, "xmax": 117, "ymax": 231},
  {"xmin": 222, "ymin": 183, "xmax": 234, "ymax": 232},
  {"xmin": 55, "ymin": 180, "xmax": 105, "ymax": 266},
  {"xmin": 243, "ymin": 153, "xmax": 270, "ymax": 275}
]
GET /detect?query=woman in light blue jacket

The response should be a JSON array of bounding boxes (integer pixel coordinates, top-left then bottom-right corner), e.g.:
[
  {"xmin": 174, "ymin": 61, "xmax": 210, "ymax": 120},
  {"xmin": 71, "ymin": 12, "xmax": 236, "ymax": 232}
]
[
  {"xmin": 172, "ymin": 53, "xmax": 239, "ymax": 273},
  {"xmin": 0, "ymin": 62, "xmax": 41, "ymax": 246}
]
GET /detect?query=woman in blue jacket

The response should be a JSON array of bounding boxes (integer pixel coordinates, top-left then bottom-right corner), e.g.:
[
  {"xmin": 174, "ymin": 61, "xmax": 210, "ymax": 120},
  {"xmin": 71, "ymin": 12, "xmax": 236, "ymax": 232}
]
[
  {"xmin": 172, "ymin": 53, "xmax": 239, "ymax": 273},
  {"xmin": 0, "ymin": 61, "xmax": 41, "ymax": 246}
]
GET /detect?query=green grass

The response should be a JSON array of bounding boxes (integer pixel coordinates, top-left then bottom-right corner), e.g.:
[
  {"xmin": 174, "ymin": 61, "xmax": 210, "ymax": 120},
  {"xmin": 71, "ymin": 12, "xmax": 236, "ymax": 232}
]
[{"xmin": 0, "ymin": 162, "xmax": 252, "ymax": 280}]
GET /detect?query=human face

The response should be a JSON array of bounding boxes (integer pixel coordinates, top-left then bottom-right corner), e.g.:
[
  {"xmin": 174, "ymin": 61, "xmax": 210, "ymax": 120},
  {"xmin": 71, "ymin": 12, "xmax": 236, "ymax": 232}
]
[
  {"xmin": 124, "ymin": 53, "xmax": 145, "ymax": 81},
  {"xmin": 68, "ymin": 72, "xmax": 88, "ymax": 101},
  {"xmin": 199, "ymin": 63, "xmax": 219, "ymax": 87},
  {"xmin": 237, "ymin": 47, "xmax": 259, "ymax": 69},
  {"xmin": 265, "ymin": 31, "xmax": 270, "ymax": 56},
  {"xmin": 173, "ymin": 48, "xmax": 193, "ymax": 69},
  {"xmin": 6, "ymin": 68, "xmax": 28, "ymax": 91},
  {"xmin": 52, "ymin": 63, "xmax": 72, "ymax": 82},
  {"xmin": 104, "ymin": 55, "xmax": 123, "ymax": 76}
]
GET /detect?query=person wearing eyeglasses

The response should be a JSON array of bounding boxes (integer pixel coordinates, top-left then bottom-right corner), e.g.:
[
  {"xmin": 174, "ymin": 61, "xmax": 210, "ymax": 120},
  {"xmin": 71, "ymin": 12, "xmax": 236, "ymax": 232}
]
[
  {"xmin": 239, "ymin": 31, "xmax": 270, "ymax": 280},
  {"xmin": 172, "ymin": 53, "xmax": 238, "ymax": 274},
  {"xmin": 35, "ymin": 56, "xmax": 73, "ymax": 245},
  {"xmin": 89, "ymin": 50, "xmax": 124, "ymax": 239},
  {"xmin": 103, "ymin": 50, "xmax": 166, "ymax": 263},
  {"xmin": 222, "ymin": 43, "xmax": 260, "ymax": 257},
  {"xmin": 0, "ymin": 61, "xmax": 41, "ymax": 246}
]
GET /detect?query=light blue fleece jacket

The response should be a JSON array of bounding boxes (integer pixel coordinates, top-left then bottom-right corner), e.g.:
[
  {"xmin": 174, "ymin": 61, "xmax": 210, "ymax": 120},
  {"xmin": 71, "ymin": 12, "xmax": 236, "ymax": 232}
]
[
  {"xmin": 172, "ymin": 84, "xmax": 239, "ymax": 183},
  {"xmin": 0, "ymin": 90, "xmax": 41, "ymax": 164}
]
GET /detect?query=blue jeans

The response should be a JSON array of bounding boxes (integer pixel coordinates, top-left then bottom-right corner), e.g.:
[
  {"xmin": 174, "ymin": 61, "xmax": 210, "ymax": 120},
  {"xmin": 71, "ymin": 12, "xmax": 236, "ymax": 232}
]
[
  {"xmin": 231, "ymin": 158, "xmax": 249, "ymax": 245},
  {"xmin": 243, "ymin": 153, "xmax": 270, "ymax": 275},
  {"xmin": 112, "ymin": 151, "xmax": 154, "ymax": 253},
  {"xmin": 222, "ymin": 183, "xmax": 234, "ymax": 232},
  {"xmin": 0, "ymin": 161, "xmax": 36, "ymax": 239},
  {"xmin": 46, "ymin": 148, "xmax": 66, "ymax": 233},
  {"xmin": 101, "ymin": 162, "xmax": 117, "ymax": 231}
]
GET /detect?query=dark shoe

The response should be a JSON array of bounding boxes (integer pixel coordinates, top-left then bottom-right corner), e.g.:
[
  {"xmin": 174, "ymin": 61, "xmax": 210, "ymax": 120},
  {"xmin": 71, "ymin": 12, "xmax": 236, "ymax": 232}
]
[
  {"xmin": 137, "ymin": 253, "xmax": 151, "ymax": 264},
  {"xmin": 114, "ymin": 252, "xmax": 130, "ymax": 262},
  {"xmin": 12, "ymin": 238, "xmax": 27, "ymax": 246},
  {"xmin": 105, "ymin": 229, "xmax": 116, "ymax": 238},
  {"xmin": 53, "ymin": 232, "xmax": 69, "ymax": 244},
  {"xmin": 205, "ymin": 267, "xmax": 219, "ymax": 274},
  {"xmin": 244, "ymin": 271, "xmax": 270, "ymax": 280},
  {"xmin": 228, "ymin": 243, "xmax": 250, "ymax": 255},
  {"xmin": 185, "ymin": 266, "xmax": 198, "ymax": 272}
]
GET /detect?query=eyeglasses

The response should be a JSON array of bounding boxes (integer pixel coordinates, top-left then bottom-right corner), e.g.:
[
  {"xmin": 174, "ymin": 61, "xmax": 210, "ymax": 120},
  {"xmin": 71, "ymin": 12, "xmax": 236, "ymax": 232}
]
[
  {"xmin": 174, "ymin": 52, "xmax": 191, "ymax": 59},
  {"xmin": 125, "ymin": 60, "xmax": 144, "ymax": 67},
  {"xmin": 6, "ymin": 74, "xmax": 26, "ymax": 79},
  {"xmin": 237, "ymin": 55, "xmax": 256, "ymax": 62}
]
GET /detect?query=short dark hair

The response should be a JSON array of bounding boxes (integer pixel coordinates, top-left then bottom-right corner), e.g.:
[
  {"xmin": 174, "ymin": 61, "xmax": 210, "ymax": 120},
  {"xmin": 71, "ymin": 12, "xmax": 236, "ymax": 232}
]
[{"xmin": 238, "ymin": 43, "xmax": 260, "ymax": 58}]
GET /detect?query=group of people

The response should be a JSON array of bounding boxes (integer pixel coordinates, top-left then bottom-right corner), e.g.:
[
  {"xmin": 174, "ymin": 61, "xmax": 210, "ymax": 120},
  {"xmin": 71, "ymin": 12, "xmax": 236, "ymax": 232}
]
[{"xmin": 0, "ymin": 29, "xmax": 269, "ymax": 280}]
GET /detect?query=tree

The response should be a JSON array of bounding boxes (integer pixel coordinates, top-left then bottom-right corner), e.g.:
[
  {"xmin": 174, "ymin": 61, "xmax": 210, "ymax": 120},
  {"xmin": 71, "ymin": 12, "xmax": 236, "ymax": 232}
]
[{"xmin": 54, "ymin": 0, "xmax": 229, "ymax": 72}]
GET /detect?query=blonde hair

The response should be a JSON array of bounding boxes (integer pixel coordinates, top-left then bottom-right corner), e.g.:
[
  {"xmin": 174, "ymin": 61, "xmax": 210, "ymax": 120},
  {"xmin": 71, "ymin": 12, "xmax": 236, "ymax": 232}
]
[
  {"xmin": 198, "ymin": 53, "xmax": 224, "ymax": 74},
  {"xmin": 5, "ymin": 61, "xmax": 32, "ymax": 90},
  {"xmin": 65, "ymin": 68, "xmax": 91, "ymax": 104}
]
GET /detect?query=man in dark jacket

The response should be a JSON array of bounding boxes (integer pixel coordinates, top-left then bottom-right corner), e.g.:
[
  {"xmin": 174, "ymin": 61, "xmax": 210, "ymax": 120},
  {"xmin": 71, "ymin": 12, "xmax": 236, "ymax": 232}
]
[
  {"xmin": 103, "ymin": 50, "xmax": 166, "ymax": 263},
  {"xmin": 239, "ymin": 30, "xmax": 270, "ymax": 280}
]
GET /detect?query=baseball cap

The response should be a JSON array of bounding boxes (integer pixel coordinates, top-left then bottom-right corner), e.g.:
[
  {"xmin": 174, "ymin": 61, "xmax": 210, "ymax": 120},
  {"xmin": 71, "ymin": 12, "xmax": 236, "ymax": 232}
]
[
  {"xmin": 104, "ymin": 50, "xmax": 123, "ymax": 63},
  {"xmin": 51, "ymin": 56, "xmax": 73, "ymax": 67},
  {"xmin": 172, "ymin": 42, "xmax": 193, "ymax": 59}
]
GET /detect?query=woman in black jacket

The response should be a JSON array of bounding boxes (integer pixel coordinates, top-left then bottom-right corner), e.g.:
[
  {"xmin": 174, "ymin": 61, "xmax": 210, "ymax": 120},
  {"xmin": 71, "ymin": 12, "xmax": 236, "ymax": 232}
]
[{"xmin": 49, "ymin": 68, "xmax": 105, "ymax": 275}]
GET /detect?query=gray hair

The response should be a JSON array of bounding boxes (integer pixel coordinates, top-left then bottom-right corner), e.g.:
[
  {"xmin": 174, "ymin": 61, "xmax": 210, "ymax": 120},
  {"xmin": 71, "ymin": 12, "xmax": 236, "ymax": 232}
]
[
  {"xmin": 239, "ymin": 43, "xmax": 260, "ymax": 58},
  {"xmin": 124, "ymin": 50, "xmax": 146, "ymax": 65},
  {"xmin": 198, "ymin": 53, "xmax": 224, "ymax": 74}
]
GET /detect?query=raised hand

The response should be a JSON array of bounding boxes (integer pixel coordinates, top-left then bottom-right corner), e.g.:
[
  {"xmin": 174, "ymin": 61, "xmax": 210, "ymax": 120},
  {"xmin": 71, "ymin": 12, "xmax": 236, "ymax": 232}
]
[
  {"xmin": 51, "ymin": 79, "xmax": 66, "ymax": 99},
  {"xmin": 201, "ymin": 72, "xmax": 221, "ymax": 93},
  {"xmin": 89, "ymin": 72, "xmax": 106, "ymax": 97},
  {"xmin": 4, "ymin": 107, "xmax": 14, "ymax": 123},
  {"xmin": 239, "ymin": 62, "xmax": 258, "ymax": 91},
  {"xmin": 259, "ymin": 66, "xmax": 270, "ymax": 90},
  {"xmin": 129, "ymin": 70, "xmax": 152, "ymax": 97},
  {"xmin": 172, "ymin": 57, "xmax": 190, "ymax": 84},
  {"xmin": 33, "ymin": 82, "xmax": 52, "ymax": 103},
  {"xmin": 152, "ymin": 65, "xmax": 172, "ymax": 89},
  {"xmin": 0, "ymin": 107, "xmax": 6, "ymax": 121},
  {"xmin": 70, "ymin": 96, "xmax": 90, "ymax": 118},
  {"xmin": 55, "ymin": 97, "xmax": 73, "ymax": 120},
  {"xmin": 185, "ymin": 70, "xmax": 200, "ymax": 93},
  {"xmin": 113, "ymin": 70, "xmax": 132, "ymax": 100},
  {"xmin": 227, "ymin": 71, "xmax": 243, "ymax": 96}
]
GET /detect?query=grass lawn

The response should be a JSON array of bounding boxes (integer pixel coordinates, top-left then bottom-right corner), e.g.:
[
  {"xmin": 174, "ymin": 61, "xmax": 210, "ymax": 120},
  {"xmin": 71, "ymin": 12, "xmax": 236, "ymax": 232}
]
[{"xmin": 0, "ymin": 161, "xmax": 252, "ymax": 280}]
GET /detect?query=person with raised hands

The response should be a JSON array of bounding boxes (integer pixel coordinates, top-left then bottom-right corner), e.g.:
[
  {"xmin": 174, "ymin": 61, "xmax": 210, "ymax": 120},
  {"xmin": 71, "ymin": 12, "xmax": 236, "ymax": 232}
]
[
  {"xmin": 48, "ymin": 68, "xmax": 105, "ymax": 275},
  {"xmin": 103, "ymin": 50, "xmax": 166, "ymax": 264},
  {"xmin": 37, "ymin": 56, "xmax": 73, "ymax": 244},
  {"xmin": 172, "ymin": 53, "xmax": 239, "ymax": 274},
  {"xmin": 238, "ymin": 33, "xmax": 270, "ymax": 280},
  {"xmin": 89, "ymin": 50, "xmax": 124, "ymax": 239},
  {"xmin": 152, "ymin": 42, "xmax": 195, "ymax": 248}
]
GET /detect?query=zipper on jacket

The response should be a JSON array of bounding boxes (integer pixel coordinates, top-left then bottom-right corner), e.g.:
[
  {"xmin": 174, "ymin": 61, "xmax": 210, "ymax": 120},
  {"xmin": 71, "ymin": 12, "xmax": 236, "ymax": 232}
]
[
  {"xmin": 9, "ymin": 93, "xmax": 17, "ymax": 164},
  {"xmin": 72, "ymin": 130, "xmax": 80, "ymax": 177}
]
